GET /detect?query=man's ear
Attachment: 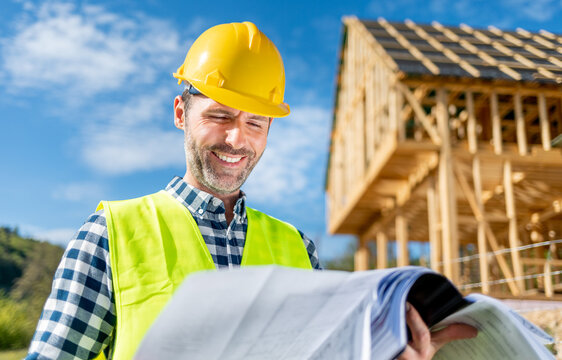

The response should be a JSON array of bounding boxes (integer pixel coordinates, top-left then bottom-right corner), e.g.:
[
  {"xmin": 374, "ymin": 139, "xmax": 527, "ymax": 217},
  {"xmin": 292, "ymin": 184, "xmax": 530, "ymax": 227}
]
[{"xmin": 174, "ymin": 95, "xmax": 185, "ymax": 130}]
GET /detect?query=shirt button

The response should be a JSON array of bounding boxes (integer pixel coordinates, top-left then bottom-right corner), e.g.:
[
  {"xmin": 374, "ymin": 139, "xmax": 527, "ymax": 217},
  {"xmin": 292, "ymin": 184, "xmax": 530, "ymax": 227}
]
[{"xmin": 198, "ymin": 209, "xmax": 204, "ymax": 215}]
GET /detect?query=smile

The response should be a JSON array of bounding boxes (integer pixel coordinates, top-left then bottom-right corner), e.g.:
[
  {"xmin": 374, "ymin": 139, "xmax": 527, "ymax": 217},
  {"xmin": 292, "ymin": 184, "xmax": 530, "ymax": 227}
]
[{"xmin": 213, "ymin": 151, "xmax": 244, "ymax": 164}]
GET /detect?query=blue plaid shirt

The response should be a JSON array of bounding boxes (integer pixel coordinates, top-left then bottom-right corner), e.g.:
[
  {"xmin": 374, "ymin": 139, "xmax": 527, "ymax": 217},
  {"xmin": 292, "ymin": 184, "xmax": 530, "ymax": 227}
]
[{"xmin": 26, "ymin": 177, "xmax": 321, "ymax": 360}]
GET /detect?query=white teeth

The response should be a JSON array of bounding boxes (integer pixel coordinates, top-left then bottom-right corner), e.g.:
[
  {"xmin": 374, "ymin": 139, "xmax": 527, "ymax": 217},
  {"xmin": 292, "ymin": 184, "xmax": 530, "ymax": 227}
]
[{"xmin": 216, "ymin": 152, "xmax": 242, "ymax": 163}]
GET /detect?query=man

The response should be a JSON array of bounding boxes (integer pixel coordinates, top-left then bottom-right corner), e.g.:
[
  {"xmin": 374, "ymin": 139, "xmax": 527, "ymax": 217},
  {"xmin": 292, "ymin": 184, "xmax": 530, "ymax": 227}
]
[{"xmin": 26, "ymin": 21, "xmax": 475, "ymax": 360}]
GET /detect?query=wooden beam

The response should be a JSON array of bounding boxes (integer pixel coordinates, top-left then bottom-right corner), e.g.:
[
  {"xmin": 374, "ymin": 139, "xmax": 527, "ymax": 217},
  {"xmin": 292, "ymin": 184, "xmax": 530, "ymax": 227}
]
[
  {"xmin": 344, "ymin": 16, "xmax": 400, "ymax": 73},
  {"xmin": 433, "ymin": 21, "xmax": 521, "ymax": 81},
  {"xmin": 453, "ymin": 164, "xmax": 520, "ymax": 295},
  {"xmin": 380, "ymin": 18, "xmax": 440, "ymax": 75},
  {"xmin": 538, "ymin": 29, "xmax": 562, "ymax": 47},
  {"xmin": 371, "ymin": 179, "xmax": 409, "ymax": 196},
  {"xmin": 436, "ymin": 88, "xmax": 459, "ymax": 283},
  {"xmin": 503, "ymin": 160, "xmax": 525, "ymax": 292},
  {"xmin": 538, "ymin": 93, "xmax": 552, "ymax": 151},
  {"xmin": 469, "ymin": 25, "xmax": 557, "ymax": 79},
  {"xmin": 328, "ymin": 134, "xmax": 398, "ymax": 234},
  {"xmin": 402, "ymin": 79, "xmax": 562, "ymax": 98},
  {"xmin": 406, "ymin": 19, "xmax": 480, "ymax": 77},
  {"xmin": 396, "ymin": 211, "xmax": 409, "ymax": 267},
  {"xmin": 402, "ymin": 86, "xmax": 428, "ymax": 125},
  {"xmin": 490, "ymin": 91, "xmax": 502, "ymax": 155},
  {"xmin": 396, "ymin": 82, "xmax": 442, "ymax": 145},
  {"xmin": 376, "ymin": 232, "xmax": 388, "ymax": 269},
  {"xmin": 466, "ymin": 91, "xmax": 478, "ymax": 154},
  {"xmin": 490, "ymin": 25, "xmax": 562, "ymax": 68},
  {"xmin": 518, "ymin": 27, "xmax": 562, "ymax": 55},
  {"xmin": 472, "ymin": 156, "xmax": 490, "ymax": 294},
  {"xmin": 521, "ymin": 257, "xmax": 562, "ymax": 267},
  {"xmin": 427, "ymin": 175, "xmax": 441, "ymax": 272},
  {"xmin": 514, "ymin": 92, "xmax": 528, "ymax": 156}
]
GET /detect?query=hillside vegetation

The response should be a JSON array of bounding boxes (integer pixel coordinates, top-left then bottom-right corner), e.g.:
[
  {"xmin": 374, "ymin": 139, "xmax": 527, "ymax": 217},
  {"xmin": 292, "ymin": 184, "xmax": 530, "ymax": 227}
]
[{"xmin": 0, "ymin": 227, "xmax": 64, "ymax": 350}]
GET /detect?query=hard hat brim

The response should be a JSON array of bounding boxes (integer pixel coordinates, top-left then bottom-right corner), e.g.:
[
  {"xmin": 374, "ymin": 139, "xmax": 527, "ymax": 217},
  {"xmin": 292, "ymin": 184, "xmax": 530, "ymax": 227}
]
[{"xmin": 189, "ymin": 79, "xmax": 290, "ymax": 118}]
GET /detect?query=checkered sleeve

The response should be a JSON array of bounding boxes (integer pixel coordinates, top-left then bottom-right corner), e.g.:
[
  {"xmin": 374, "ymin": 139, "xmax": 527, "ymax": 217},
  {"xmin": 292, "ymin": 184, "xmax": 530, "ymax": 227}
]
[
  {"xmin": 26, "ymin": 210, "xmax": 116, "ymax": 360},
  {"xmin": 298, "ymin": 230, "xmax": 322, "ymax": 270}
]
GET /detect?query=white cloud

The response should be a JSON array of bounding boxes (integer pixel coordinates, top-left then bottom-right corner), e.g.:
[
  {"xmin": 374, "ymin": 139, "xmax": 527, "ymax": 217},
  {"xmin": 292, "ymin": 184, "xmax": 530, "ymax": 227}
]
[
  {"xmin": 52, "ymin": 182, "xmax": 106, "ymax": 202},
  {"xmin": 244, "ymin": 105, "xmax": 331, "ymax": 204},
  {"xmin": 430, "ymin": 0, "xmax": 448, "ymax": 14},
  {"xmin": 1, "ymin": 1, "xmax": 183, "ymax": 96},
  {"xmin": 0, "ymin": 1, "xmax": 191, "ymax": 175},
  {"xmin": 367, "ymin": 0, "xmax": 417, "ymax": 16},
  {"xmin": 83, "ymin": 126, "xmax": 184, "ymax": 174},
  {"xmin": 80, "ymin": 87, "xmax": 185, "ymax": 174},
  {"xmin": 20, "ymin": 224, "xmax": 76, "ymax": 248},
  {"xmin": 504, "ymin": 0, "xmax": 559, "ymax": 22}
]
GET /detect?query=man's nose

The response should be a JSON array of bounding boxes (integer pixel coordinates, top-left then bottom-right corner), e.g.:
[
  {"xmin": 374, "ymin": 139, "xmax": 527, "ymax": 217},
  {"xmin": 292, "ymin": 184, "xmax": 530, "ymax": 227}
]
[{"xmin": 225, "ymin": 124, "xmax": 246, "ymax": 150}]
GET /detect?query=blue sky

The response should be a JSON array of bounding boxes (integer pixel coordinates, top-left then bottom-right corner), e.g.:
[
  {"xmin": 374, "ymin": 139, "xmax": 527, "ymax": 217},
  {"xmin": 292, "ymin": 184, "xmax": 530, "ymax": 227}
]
[{"xmin": 1, "ymin": 0, "xmax": 562, "ymax": 262}]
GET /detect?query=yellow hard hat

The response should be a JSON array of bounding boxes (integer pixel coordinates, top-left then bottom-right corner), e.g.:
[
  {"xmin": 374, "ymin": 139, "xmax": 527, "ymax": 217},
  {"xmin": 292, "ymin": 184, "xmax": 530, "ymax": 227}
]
[{"xmin": 173, "ymin": 21, "xmax": 290, "ymax": 118}]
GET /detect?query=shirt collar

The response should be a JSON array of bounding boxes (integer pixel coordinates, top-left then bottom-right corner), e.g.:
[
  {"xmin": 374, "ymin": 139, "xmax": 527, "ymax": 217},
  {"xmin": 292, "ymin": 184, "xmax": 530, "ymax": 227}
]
[{"xmin": 165, "ymin": 176, "xmax": 247, "ymax": 220}]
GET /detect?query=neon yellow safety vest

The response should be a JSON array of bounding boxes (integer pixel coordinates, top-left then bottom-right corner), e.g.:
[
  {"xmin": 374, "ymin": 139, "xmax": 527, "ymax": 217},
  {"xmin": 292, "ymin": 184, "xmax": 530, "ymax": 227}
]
[{"xmin": 95, "ymin": 190, "xmax": 312, "ymax": 360}]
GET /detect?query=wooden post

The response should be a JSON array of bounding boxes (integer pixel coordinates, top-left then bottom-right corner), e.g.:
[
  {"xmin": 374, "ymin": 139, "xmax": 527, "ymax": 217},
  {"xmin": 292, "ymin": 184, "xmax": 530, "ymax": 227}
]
[
  {"xmin": 436, "ymin": 88, "xmax": 459, "ymax": 283},
  {"xmin": 544, "ymin": 257, "xmax": 553, "ymax": 298},
  {"xmin": 427, "ymin": 175, "xmax": 441, "ymax": 272},
  {"xmin": 454, "ymin": 165, "xmax": 520, "ymax": 295},
  {"xmin": 357, "ymin": 92, "xmax": 366, "ymax": 179},
  {"xmin": 467, "ymin": 90, "xmax": 488, "ymax": 290},
  {"xmin": 365, "ymin": 64, "xmax": 375, "ymax": 164},
  {"xmin": 466, "ymin": 91, "xmax": 477, "ymax": 153},
  {"xmin": 538, "ymin": 93, "xmax": 552, "ymax": 151},
  {"xmin": 396, "ymin": 88, "xmax": 404, "ymax": 140},
  {"xmin": 375, "ymin": 64, "xmax": 383, "ymax": 138},
  {"xmin": 490, "ymin": 91, "xmax": 502, "ymax": 155},
  {"xmin": 504, "ymin": 160, "xmax": 524, "ymax": 292},
  {"xmin": 389, "ymin": 84, "xmax": 405, "ymax": 141},
  {"xmin": 473, "ymin": 156, "xmax": 489, "ymax": 294},
  {"xmin": 355, "ymin": 236, "xmax": 370, "ymax": 271},
  {"xmin": 469, "ymin": 91, "xmax": 490, "ymax": 293},
  {"xmin": 335, "ymin": 137, "xmax": 343, "ymax": 208},
  {"xmin": 389, "ymin": 85, "xmax": 399, "ymax": 137},
  {"xmin": 514, "ymin": 92, "xmax": 528, "ymax": 155},
  {"xmin": 467, "ymin": 89, "xmax": 488, "ymax": 292},
  {"xmin": 346, "ymin": 123, "xmax": 353, "ymax": 197},
  {"xmin": 396, "ymin": 211, "xmax": 409, "ymax": 267},
  {"xmin": 382, "ymin": 68, "xmax": 390, "ymax": 135},
  {"xmin": 377, "ymin": 232, "xmax": 388, "ymax": 269}
]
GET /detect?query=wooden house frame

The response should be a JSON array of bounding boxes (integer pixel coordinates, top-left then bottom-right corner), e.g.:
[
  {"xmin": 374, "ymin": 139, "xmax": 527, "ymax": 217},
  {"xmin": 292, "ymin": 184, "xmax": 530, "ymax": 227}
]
[{"xmin": 326, "ymin": 17, "xmax": 562, "ymax": 298}]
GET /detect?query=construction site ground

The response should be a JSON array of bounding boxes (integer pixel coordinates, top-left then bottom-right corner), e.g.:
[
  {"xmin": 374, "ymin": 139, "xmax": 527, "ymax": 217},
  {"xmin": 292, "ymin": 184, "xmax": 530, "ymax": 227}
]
[{"xmin": 505, "ymin": 299, "xmax": 562, "ymax": 358}]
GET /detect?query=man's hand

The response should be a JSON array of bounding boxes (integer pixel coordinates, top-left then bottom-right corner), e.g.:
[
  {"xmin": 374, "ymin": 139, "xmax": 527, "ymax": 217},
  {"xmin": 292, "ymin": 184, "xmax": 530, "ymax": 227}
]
[{"xmin": 397, "ymin": 303, "xmax": 478, "ymax": 360}]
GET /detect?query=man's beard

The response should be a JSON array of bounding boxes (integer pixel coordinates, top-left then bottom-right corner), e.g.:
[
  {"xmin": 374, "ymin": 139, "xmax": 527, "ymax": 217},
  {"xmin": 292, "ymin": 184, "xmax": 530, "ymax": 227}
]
[{"xmin": 184, "ymin": 131, "xmax": 261, "ymax": 195}]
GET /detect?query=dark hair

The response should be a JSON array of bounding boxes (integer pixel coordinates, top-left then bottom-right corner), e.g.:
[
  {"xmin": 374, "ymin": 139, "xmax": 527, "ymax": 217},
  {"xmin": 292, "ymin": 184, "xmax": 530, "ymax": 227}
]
[{"xmin": 181, "ymin": 87, "xmax": 193, "ymax": 118}]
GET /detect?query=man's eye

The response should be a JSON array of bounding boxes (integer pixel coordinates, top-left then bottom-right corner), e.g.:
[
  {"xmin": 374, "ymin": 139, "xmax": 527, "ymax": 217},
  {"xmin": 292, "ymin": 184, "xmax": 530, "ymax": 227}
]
[{"xmin": 248, "ymin": 122, "xmax": 264, "ymax": 129}]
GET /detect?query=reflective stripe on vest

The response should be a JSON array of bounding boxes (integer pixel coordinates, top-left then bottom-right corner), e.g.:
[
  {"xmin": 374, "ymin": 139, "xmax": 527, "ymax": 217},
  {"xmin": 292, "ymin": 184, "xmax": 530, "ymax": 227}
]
[{"xmin": 96, "ymin": 190, "xmax": 311, "ymax": 359}]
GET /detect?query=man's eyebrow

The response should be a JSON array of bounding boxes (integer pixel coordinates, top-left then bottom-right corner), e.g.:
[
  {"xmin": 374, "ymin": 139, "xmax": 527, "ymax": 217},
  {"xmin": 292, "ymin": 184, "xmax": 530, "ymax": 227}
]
[
  {"xmin": 205, "ymin": 108, "xmax": 269, "ymax": 122},
  {"xmin": 204, "ymin": 108, "xmax": 236, "ymax": 116},
  {"xmin": 248, "ymin": 116, "xmax": 269, "ymax": 122}
]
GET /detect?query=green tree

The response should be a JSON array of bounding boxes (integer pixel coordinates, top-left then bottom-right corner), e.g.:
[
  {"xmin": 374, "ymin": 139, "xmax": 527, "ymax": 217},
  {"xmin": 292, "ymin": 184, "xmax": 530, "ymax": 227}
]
[
  {"xmin": 0, "ymin": 227, "xmax": 64, "ymax": 350},
  {"xmin": 324, "ymin": 242, "xmax": 356, "ymax": 271}
]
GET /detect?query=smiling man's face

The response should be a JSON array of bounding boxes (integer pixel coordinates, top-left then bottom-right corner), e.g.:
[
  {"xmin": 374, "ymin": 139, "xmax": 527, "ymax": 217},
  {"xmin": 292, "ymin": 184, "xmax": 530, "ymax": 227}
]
[{"xmin": 176, "ymin": 95, "xmax": 271, "ymax": 196}]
